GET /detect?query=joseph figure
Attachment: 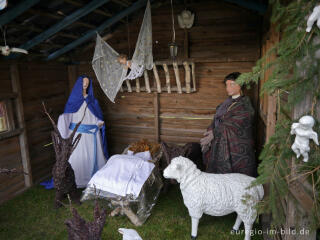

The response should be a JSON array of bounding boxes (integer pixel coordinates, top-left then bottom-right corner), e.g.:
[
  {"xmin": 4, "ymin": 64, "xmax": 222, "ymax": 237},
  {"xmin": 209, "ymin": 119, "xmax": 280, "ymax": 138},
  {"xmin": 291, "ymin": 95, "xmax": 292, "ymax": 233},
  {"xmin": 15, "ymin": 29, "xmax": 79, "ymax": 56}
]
[{"xmin": 200, "ymin": 72, "xmax": 256, "ymax": 177}]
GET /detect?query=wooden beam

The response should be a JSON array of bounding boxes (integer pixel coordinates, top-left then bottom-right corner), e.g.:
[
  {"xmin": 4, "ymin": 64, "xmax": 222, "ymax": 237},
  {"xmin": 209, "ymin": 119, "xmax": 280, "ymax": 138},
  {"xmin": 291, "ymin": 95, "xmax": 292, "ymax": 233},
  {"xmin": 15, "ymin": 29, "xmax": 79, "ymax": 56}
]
[
  {"xmin": 183, "ymin": 61, "xmax": 191, "ymax": 93},
  {"xmin": 64, "ymin": 0, "xmax": 111, "ymax": 17},
  {"xmin": 173, "ymin": 61, "xmax": 182, "ymax": 94},
  {"xmin": 111, "ymin": 0, "xmax": 130, "ymax": 7},
  {"xmin": 162, "ymin": 63, "xmax": 171, "ymax": 93},
  {"xmin": 153, "ymin": 64, "xmax": 161, "ymax": 93},
  {"xmin": 153, "ymin": 92, "xmax": 160, "ymax": 143},
  {"xmin": 191, "ymin": 62, "xmax": 196, "ymax": 91},
  {"xmin": 19, "ymin": 0, "xmax": 110, "ymax": 51},
  {"xmin": 0, "ymin": 0, "xmax": 40, "ymax": 27},
  {"xmin": 10, "ymin": 64, "xmax": 33, "ymax": 187},
  {"xmin": 27, "ymin": 9, "xmax": 96, "ymax": 29},
  {"xmin": 135, "ymin": 78, "xmax": 140, "ymax": 93},
  {"xmin": 223, "ymin": 0, "xmax": 267, "ymax": 14},
  {"xmin": 143, "ymin": 70, "xmax": 151, "ymax": 93},
  {"xmin": 47, "ymin": 0, "xmax": 151, "ymax": 60},
  {"xmin": 8, "ymin": 23, "xmax": 79, "ymax": 40}
]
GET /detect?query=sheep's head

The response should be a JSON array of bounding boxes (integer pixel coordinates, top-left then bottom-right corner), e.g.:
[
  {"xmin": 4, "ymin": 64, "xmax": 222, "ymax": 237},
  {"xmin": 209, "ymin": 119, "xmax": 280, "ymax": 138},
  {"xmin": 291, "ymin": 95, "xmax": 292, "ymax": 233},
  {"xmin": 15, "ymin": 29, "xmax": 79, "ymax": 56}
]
[{"xmin": 163, "ymin": 156, "xmax": 195, "ymax": 182}]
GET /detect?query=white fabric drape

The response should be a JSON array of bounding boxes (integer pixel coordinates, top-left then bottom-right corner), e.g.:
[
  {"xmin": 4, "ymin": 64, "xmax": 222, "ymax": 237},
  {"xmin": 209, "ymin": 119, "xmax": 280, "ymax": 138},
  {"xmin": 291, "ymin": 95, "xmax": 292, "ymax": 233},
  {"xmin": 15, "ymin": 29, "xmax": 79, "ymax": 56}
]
[
  {"xmin": 86, "ymin": 151, "xmax": 154, "ymax": 198},
  {"xmin": 92, "ymin": 0, "xmax": 153, "ymax": 103}
]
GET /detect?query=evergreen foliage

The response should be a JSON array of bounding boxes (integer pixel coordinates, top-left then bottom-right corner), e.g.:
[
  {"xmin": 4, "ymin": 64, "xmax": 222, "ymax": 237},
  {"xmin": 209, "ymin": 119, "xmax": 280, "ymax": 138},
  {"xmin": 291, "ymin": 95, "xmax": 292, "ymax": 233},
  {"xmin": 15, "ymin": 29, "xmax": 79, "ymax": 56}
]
[{"xmin": 237, "ymin": 0, "xmax": 320, "ymax": 229}]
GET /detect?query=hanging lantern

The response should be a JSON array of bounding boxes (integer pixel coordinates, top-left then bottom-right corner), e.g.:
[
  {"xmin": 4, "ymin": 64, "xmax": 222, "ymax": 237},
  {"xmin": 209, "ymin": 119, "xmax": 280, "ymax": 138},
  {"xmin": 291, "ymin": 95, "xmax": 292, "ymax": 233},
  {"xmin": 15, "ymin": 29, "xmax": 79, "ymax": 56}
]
[
  {"xmin": 168, "ymin": 42, "xmax": 178, "ymax": 59},
  {"xmin": 169, "ymin": 0, "xmax": 178, "ymax": 59}
]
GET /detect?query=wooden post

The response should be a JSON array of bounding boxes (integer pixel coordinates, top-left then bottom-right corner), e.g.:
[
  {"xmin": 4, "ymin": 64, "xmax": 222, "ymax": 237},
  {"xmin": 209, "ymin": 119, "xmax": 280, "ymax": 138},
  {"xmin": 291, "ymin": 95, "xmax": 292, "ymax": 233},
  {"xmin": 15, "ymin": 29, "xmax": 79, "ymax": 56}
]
[
  {"xmin": 184, "ymin": 29, "xmax": 189, "ymax": 58},
  {"xmin": 144, "ymin": 70, "xmax": 151, "ymax": 93},
  {"xmin": 162, "ymin": 63, "xmax": 171, "ymax": 93},
  {"xmin": 153, "ymin": 92, "xmax": 160, "ymax": 143},
  {"xmin": 153, "ymin": 64, "xmax": 162, "ymax": 93},
  {"xmin": 67, "ymin": 65, "xmax": 78, "ymax": 93},
  {"xmin": 282, "ymin": 94, "xmax": 318, "ymax": 240},
  {"xmin": 173, "ymin": 61, "xmax": 182, "ymax": 94},
  {"xmin": 135, "ymin": 78, "xmax": 140, "ymax": 93},
  {"xmin": 125, "ymin": 80, "xmax": 132, "ymax": 92},
  {"xmin": 265, "ymin": 94, "xmax": 277, "ymax": 140},
  {"xmin": 183, "ymin": 61, "xmax": 191, "ymax": 93},
  {"xmin": 191, "ymin": 62, "xmax": 196, "ymax": 91},
  {"xmin": 10, "ymin": 64, "xmax": 33, "ymax": 187}
]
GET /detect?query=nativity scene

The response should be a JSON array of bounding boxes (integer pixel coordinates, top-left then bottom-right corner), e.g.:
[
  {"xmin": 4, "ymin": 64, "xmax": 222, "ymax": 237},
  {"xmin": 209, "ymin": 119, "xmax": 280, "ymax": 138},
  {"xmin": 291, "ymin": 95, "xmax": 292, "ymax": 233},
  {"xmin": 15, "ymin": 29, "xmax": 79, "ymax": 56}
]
[{"xmin": 0, "ymin": 0, "xmax": 319, "ymax": 240}]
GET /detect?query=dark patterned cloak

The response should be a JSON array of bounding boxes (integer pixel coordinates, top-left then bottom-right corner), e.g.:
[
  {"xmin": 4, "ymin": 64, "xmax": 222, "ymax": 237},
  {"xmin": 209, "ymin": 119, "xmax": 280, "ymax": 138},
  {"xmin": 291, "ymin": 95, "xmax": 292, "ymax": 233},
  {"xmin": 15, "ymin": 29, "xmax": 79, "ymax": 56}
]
[{"xmin": 203, "ymin": 96, "xmax": 256, "ymax": 177}]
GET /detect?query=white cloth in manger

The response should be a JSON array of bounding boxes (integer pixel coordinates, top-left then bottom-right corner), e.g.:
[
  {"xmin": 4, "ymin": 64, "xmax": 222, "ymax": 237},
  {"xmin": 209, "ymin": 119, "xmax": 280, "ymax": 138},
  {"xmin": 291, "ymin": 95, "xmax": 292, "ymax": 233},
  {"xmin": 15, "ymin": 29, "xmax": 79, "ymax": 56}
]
[
  {"xmin": 87, "ymin": 150, "xmax": 155, "ymax": 198},
  {"xmin": 92, "ymin": 0, "xmax": 153, "ymax": 103}
]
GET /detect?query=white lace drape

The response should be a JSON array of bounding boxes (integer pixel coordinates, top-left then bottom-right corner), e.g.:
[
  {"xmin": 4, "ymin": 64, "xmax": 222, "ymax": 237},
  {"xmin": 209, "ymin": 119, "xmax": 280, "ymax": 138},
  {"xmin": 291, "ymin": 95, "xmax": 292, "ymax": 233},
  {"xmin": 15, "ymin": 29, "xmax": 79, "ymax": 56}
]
[{"xmin": 92, "ymin": 0, "xmax": 153, "ymax": 103}]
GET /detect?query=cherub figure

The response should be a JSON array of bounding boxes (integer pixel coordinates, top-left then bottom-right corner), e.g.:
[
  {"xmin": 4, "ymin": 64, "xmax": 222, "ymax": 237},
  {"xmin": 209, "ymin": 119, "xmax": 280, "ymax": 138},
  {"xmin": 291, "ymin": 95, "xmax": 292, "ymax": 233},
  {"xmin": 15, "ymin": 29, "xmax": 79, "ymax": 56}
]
[
  {"xmin": 306, "ymin": 5, "xmax": 320, "ymax": 32},
  {"xmin": 117, "ymin": 54, "xmax": 132, "ymax": 69},
  {"xmin": 291, "ymin": 115, "xmax": 319, "ymax": 162}
]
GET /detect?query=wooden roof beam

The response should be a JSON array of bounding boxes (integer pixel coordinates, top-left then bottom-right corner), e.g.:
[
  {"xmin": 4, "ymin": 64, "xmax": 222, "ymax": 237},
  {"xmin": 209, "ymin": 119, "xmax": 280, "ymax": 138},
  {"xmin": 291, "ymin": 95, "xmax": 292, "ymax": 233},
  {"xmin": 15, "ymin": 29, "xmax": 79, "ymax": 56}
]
[
  {"xmin": 111, "ymin": 0, "xmax": 131, "ymax": 7},
  {"xmin": 223, "ymin": 0, "xmax": 267, "ymax": 14},
  {"xmin": 18, "ymin": 0, "xmax": 111, "ymax": 51},
  {"xmin": 47, "ymin": 0, "xmax": 151, "ymax": 60},
  {"xmin": 0, "ymin": 0, "xmax": 40, "ymax": 27},
  {"xmin": 8, "ymin": 23, "xmax": 79, "ymax": 40},
  {"xmin": 64, "ymin": 0, "xmax": 127, "ymax": 24},
  {"xmin": 64, "ymin": 0, "xmax": 112, "ymax": 17},
  {"xmin": 27, "ymin": 9, "xmax": 96, "ymax": 29}
]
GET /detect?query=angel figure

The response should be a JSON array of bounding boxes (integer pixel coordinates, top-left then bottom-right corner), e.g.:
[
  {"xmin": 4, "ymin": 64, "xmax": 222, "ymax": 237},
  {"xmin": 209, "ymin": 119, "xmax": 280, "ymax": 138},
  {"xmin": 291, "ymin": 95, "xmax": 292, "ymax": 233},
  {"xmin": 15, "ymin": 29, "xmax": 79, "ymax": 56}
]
[
  {"xmin": 291, "ymin": 115, "xmax": 319, "ymax": 162},
  {"xmin": 306, "ymin": 5, "xmax": 320, "ymax": 32}
]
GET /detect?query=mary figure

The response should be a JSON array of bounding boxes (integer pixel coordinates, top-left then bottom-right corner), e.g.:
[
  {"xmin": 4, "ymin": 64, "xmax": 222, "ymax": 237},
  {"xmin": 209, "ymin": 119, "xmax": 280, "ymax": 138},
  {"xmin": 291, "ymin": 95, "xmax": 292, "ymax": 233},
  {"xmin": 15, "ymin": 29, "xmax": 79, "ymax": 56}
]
[{"xmin": 41, "ymin": 76, "xmax": 109, "ymax": 189}]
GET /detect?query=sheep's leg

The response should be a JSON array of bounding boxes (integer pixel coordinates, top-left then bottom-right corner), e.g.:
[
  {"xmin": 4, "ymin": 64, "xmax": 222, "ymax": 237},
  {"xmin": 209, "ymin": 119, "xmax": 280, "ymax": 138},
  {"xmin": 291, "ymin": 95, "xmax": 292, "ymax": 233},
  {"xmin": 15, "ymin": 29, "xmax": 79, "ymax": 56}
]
[
  {"xmin": 232, "ymin": 214, "xmax": 242, "ymax": 231},
  {"xmin": 244, "ymin": 222, "xmax": 253, "ymax": 240},
  {"xmin": 191, "ymin": 217, "xmax": 200, "ymax": 239}
]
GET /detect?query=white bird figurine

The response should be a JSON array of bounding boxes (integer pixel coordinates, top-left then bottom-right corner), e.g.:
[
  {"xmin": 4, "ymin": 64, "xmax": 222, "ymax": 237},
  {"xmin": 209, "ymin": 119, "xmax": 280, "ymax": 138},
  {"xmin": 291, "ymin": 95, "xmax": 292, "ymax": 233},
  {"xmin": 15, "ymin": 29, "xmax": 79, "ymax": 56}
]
[
  {"xmin": 118, "ymin": 228, "xmax": 143, "ymax": 240},
  {"xmin": 306, "ymin": 5, "xmax": 320, "ymax": 32},
  {"xmin": 0, "ymin": 45, "xmax": 28, "ymax": 56},
  {"xmin": 178, "ymin": 10, "xmax": 194, "ymax": 29}
]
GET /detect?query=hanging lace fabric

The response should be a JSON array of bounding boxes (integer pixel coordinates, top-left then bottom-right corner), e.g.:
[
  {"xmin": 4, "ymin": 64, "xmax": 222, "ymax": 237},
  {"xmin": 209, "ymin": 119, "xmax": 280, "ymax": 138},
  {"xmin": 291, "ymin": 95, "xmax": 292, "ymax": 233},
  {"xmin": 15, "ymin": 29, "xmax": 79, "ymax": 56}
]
[{"xmin": 92, "ymin": 0, "xmax": 153, "ymax": 103}]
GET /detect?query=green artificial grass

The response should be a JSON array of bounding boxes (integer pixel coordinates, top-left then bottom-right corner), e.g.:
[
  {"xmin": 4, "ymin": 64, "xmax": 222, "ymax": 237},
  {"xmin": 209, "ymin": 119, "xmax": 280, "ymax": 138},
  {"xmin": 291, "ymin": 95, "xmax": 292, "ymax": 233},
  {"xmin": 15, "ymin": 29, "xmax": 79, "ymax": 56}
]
[{"xmin": 0, "ymin": 185, "xmax": 263, "ymax": 240}]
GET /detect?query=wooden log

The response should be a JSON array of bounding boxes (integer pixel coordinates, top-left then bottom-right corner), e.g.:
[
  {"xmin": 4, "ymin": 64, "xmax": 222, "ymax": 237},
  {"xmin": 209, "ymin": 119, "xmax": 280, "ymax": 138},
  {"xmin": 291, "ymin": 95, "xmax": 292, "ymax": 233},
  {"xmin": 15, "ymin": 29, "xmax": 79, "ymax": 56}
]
[
  {"xmin": 162, "ymin": 63, "xmax": 171, "ymax": 93},
  {"xmin": 135, "ymin": 78, "xmax": 140, "ymax": 93},
  {"xmin": 183, "ymin": 61, "xmax": 191, "ymax": 93},
  {"xmin": 10, "ymin": 64, "xmax": 33, "ymax": 188},
  {"xmin": 143, "ymin": 70, "xmax": 151, "ymax": 93},
  {"xmin": 191, "ymin": 62, "xmax": 196, "ymax": 91},
  {"xmin": 173, "ymin": 61, "xmax": 182, "ymax": 94},
  {"xmin": 153, "ymin": 93, "xmax": 160, "ymax": 143},
  {"xmin": 125, "ymin": 80, "xmax": 132, "ymax": 92},
  {"xmin": 152, "ymin": 64, "xmax": 161, "ymax": 93}
]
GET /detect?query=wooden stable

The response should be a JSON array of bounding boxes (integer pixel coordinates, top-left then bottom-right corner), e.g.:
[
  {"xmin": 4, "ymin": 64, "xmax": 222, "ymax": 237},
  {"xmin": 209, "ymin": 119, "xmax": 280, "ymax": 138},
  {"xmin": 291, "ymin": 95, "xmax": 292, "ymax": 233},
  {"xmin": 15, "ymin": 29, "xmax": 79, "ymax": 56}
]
[{"xmin": 0, "ymin": 0, "xmax": 267, "ymax": 215}]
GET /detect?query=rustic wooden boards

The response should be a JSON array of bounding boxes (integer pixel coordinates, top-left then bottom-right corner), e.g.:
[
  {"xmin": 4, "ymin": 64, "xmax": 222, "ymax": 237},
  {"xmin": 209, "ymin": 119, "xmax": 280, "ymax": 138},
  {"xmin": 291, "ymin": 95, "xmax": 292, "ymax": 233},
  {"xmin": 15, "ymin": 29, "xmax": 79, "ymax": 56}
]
[
  {"xmin": 77, "ymin": 60, "xmax": 256, "ymax": 156},
  {"xmin": 120, "ymin": 61, "xmax": 196, "ymax": 94},
  {"xmin": 18, "ymin": 63, "xmax": 69, "ymax": 183}
]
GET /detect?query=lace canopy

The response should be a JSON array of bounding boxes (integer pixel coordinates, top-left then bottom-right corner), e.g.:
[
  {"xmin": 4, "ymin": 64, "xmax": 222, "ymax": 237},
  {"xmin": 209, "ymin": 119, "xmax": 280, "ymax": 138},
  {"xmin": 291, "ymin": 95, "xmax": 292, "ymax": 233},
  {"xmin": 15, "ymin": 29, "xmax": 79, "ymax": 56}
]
[{"xmin": 92, "ymin": 1, "xmax": 153, "ymax": 103}]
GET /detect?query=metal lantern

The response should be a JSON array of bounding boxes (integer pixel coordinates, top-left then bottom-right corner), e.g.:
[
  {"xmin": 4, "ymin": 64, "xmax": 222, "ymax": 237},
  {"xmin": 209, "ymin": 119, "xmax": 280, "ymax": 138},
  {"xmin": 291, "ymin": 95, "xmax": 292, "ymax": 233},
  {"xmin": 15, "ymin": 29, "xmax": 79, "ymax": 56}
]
[{"xmin": 168, "ymin": 42, "xmax": 178, "ymax": 59}]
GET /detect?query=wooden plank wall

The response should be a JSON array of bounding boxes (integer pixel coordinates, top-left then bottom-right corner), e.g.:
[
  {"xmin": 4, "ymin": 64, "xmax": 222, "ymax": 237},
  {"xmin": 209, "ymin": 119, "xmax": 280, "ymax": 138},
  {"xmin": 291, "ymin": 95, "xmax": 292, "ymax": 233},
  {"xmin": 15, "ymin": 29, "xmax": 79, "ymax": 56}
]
[
  {"xmin": 0, "ymin": 64, "xmax": 25, "ymax": 203},
  {"xmin": 18, "ymin": 63, "xmax": 69, "ymax": 183},
  {"xmin": 76, "ymin": 0, "xmax": 262, "ymax": 155}
]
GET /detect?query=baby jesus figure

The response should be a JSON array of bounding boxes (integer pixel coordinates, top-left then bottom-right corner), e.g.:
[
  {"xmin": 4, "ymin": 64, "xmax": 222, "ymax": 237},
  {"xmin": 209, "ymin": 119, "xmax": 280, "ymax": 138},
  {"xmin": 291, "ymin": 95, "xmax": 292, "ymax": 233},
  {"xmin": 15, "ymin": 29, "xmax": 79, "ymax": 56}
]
[
  {"xmin": 117, "ymin": 54, "xmax": 131, "ymax": 69},
  {"xmin": 291, "ymin": 115, "xmax": 319, "ymax": 162}
]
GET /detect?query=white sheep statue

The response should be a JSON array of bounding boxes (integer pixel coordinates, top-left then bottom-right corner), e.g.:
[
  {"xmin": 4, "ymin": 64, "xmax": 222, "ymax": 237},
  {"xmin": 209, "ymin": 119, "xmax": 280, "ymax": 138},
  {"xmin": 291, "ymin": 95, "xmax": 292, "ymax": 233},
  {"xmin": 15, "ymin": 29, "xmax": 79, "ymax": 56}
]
[{"xmin": 163, "ymin": 156, "xmax": 264, "ymax": 240}]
